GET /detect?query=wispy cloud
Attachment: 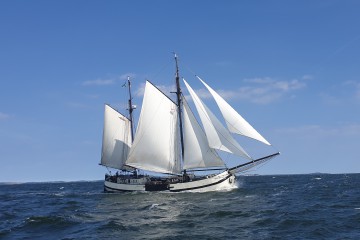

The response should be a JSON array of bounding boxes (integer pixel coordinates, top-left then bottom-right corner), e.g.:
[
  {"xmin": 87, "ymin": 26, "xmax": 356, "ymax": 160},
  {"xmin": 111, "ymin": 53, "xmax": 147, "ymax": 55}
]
[
  {"xmin": 243, "ymin": 77, "xmax": 306, "ymax": 91},
  {"xmin": 344, "ymin": 80, "xmax": 360, "ymax": 101},
  {"xmin": 194, "ymin": 76, "xmax": 308, "ymax": 104},
  {"xmin": 82, "ymin": 78, "xmax": 115, "ymax": 86},
  {"xmin": 276, "ymin": 123, "xmax": 360, "ymax": 137},
  {"xmin": 82, "ymin": 73, "xmax": 136, "ymax": 86},
  {"xmin": 322, "ymin": 80, "xmax": 360, "ymax": 105},
  {"xmin": 119, "ymin": 73, "xmax": 136, "ymax": 81},
  {"xmin": 134, "ymin": 83, "xmax": 145, "ymax": 97},
  {"xmin": 0, "ymin": 112, "xmax": 10, "ymax": 120}
]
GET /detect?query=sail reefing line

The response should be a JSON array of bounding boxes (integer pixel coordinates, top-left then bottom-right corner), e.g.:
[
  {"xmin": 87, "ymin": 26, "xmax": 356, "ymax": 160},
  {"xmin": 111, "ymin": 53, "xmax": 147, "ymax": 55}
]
[{"xmin": 196, "ymin": 75, "xmax": 271, "ymax": 145}]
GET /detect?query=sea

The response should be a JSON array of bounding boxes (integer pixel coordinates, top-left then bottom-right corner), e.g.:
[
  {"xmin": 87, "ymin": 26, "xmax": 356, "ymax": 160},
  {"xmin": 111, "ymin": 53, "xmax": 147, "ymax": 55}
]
[{"xmin": 0, "ymin": 174, "xmax": 359, "ymax": 240}]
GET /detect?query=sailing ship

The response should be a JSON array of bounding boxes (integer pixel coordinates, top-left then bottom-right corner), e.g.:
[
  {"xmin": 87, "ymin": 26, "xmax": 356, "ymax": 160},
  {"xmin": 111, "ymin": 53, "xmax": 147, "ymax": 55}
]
[{"xmin": 100, "ymin": 54, "xmax": 279, "ymax": 192}]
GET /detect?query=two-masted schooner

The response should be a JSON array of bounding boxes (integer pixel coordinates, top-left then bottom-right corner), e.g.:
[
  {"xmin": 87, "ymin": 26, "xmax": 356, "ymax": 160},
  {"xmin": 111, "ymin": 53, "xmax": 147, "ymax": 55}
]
[{"xmin": 100, "ymin": 54, "xmax": 279, "ymax": 192}]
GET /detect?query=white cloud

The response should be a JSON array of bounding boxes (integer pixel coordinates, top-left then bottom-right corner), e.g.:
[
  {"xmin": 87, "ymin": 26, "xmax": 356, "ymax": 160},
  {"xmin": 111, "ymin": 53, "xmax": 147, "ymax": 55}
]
[
  {"xmin": 344, "ymin": 81, "xmax": 360, "ymax": 101},
  {"xmin": 206, "ymin": 76, "xmax": 307, "ymax": 104},
  {"xmin": 119, "ymin": 73, "xmax": 136, "ymax": 80},
  {"xmin": 82, "ymin": 78, "xmax": 115, "ymax": 86},
  {"xmin": 319, "ymin": 93, "xmax": 343, "ymax": 106},
  {"xmin": 276, "ymin": 123, "xmax": 360, "ymax": 137},
  {"xmin": 82, "ymin": 73, "xmax": 136, "ymax": 86},
  {"xmin": 0, "ymin": 112, "xmax": 10, "ymax": 120},
  {"xmin": 134, "ymin": 83, "xmax": 145, "ymax": 97},
  {"xmin": 244, "ymin": 77, "xmax": 306, "ymax": 92},
  {"xmin": 320, "ymin": 80, "xmax": 360, "ymax": 105},
  {"xmin": 302, "ymin": 75, "xmax": 313, "ymax": 80}
]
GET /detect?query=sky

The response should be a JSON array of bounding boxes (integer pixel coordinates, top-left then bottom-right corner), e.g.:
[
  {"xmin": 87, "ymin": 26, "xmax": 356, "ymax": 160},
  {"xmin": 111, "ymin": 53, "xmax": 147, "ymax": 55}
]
[{"xmin": 1, "ymin": 0, "xmax": 359, "ymax": 182}]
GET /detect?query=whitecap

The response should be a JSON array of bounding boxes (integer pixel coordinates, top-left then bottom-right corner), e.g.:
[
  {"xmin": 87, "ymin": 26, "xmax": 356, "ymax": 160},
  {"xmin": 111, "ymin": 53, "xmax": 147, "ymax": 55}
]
[
  {"xmin": 245, "ymin": 195, "xmax": 255, "ymax": 198},
  {"xmin": 149, "ymin": 203, "xmax": 159, "ymax": 210}
]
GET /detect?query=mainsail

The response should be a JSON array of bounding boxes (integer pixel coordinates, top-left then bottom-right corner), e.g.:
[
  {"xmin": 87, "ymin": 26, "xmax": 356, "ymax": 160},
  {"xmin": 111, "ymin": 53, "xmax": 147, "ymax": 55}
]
[
  {"xmin": 101, "ymin": 104, "xmax": 132, "ymax": 169},
  {"xmin": 197, "ymin": 76, "xmax": 271, "ymax": 145},
  {"xmin": 182, "ymin": 96, "xmax": 225, "ymax": 169},
  {"xmin": 183, "ymin": 79, "xmax": 251, "ymax": 160},
  {"xmin": 126, "ymin": 81, "xmax": 181, "ymax": 174}
]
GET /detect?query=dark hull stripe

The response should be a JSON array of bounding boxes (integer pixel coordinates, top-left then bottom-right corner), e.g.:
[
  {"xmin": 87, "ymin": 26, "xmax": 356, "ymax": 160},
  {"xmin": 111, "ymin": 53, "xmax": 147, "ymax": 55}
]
[
  {"xmin": 169, "ymin": 174, "xmax": 232, "ymax": 192},
  {"xmin": 104, "ymin": 185, "xmax": 138, "ymax": 192}
]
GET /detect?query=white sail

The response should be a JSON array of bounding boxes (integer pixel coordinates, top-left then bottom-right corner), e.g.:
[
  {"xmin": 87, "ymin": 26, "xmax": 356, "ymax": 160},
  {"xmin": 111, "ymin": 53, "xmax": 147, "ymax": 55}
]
[
  {"xmin": 126, "ymin": 81, "xmax": 181, "ymax": 174},
  {"xmin": 182, "ymin": 97, "xmax": 225, "ymax": 169},
  {"xmin": 197, "ymin": 76, "xmax": 271, "ymax": 145},
  {"xmin": 101, "ymin": 104, "xmax": 132, "ymax": 169},
  {"xmin": 183, "ymin": 79, "xmax": 251, "ymax": 160}
]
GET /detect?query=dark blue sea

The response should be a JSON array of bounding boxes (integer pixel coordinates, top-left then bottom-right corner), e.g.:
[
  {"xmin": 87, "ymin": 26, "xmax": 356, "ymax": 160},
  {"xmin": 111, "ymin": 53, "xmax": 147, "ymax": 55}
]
[{"xmin": 1, "ymin": 174, "xmax": 359, "ymax": 239}]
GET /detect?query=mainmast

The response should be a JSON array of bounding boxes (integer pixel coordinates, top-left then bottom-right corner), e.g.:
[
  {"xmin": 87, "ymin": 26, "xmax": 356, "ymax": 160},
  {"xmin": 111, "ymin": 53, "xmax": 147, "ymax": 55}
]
[
  {"xmin": 174, "ymin": 54, "xmax": 185, "ymax": 160},
  {"xmin": 127, "ymin": 76, "xmax": 135, "ymax": 142}
]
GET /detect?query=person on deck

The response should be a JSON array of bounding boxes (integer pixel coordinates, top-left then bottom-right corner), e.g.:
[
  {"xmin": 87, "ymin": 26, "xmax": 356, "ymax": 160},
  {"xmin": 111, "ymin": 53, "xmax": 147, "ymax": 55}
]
[{"xmin": 183, "ymin": 169, "xmax": 190, "ymax": 182}]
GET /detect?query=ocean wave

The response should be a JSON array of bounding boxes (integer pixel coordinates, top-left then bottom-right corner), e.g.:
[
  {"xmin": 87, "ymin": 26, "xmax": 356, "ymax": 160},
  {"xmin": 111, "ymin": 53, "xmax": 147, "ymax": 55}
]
[{"xmin": 1, "ymin": 174, "xmax": 360, "ymax": 239}]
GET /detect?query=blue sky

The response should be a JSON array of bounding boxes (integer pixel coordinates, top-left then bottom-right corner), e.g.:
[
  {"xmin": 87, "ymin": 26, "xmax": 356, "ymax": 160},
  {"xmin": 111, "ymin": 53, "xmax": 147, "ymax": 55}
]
[{"xmin": 1, "ymin": 0, "xmax": 359, "ymax": 182}]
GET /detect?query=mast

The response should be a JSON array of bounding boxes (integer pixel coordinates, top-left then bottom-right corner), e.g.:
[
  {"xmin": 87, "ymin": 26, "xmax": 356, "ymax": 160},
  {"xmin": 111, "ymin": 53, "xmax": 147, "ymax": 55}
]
[
  {"xmin": 127, "ymin": 76, "xmax": 135, "ymax": 142},
  {"xmin": 174, "ymin": 53, "xmax": 185, "ymax": 160}
]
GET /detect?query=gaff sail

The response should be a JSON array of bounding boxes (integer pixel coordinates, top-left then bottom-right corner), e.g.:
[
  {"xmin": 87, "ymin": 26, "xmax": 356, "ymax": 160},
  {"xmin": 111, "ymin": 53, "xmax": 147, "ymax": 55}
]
[
  {"xmin": 101, "ymin": 104, "xmax": 132, "ymax": 169},
  {"xmin": 126, "ymin": 81, "xmax": 181, "ymax": 175}
]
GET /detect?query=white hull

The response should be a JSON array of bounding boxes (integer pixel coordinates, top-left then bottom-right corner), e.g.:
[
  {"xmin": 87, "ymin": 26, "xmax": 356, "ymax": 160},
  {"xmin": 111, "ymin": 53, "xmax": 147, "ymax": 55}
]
[{"xmin": 104, "ymin": 171, "xmax": 236, "ymax": 193}]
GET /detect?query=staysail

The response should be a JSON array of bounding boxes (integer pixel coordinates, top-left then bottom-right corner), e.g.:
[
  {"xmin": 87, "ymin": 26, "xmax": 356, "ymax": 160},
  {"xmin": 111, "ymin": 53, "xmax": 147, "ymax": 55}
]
[
  {"xmin": 183, "ymin": 79, "xmax": 251, "ymax": 160},
  {"xmin": 126, "ymin": 81, "xmax": 181, "ymax": 174},
  {"xmin": 182, "ymin": 96, "xmax": 225, "ymax": 169},
  {"xmin": 101, "ymin": 104, "xmax": 132, "ymax": 169},
  {"xmin": 197, "ymin": 76, "xmax": 271, "ymax": 145}
]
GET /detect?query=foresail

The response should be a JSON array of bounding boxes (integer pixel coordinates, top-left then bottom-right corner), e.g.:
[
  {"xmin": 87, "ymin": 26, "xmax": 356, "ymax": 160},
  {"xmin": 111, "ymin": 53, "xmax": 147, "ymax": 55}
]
[
  {"xmin": 183, "ymin": 79, "xmax": 251, "ymax": 160},
  {"xmin": 197, "ymin": 76, "xmax": 271, "ymax": 145},
  {"xmin": 101, "ymin": 104, "xmax": 132, "ymax": 169},
  {"xmin": 182, "ymin": 96, "xmax": 225, "ymax": 169},
  {"xmin": 126, "ymin": 81, "xmax": 181, "ymax": 175}
]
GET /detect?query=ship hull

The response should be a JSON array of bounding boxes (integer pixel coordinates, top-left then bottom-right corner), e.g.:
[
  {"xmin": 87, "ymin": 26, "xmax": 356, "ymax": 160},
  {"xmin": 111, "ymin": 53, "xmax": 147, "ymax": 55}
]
[{"xmin": 104, "ymin": 171, "xmax": 236, "ymax": 193}]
